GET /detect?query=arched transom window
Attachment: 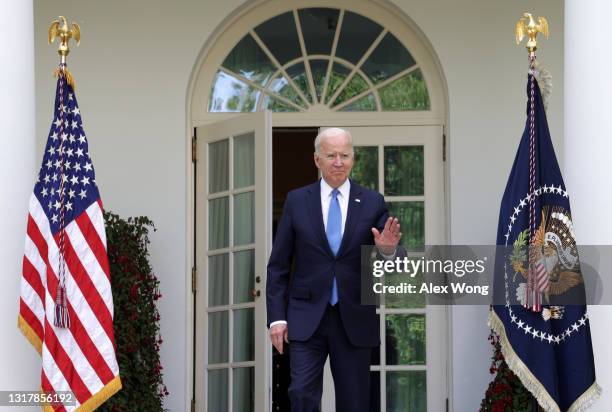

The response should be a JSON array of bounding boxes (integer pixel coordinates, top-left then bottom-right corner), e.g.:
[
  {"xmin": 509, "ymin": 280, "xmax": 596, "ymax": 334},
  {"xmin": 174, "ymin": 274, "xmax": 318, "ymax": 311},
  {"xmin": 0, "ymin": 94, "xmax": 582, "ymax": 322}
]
[{"xmin": 208, "ymin": 8, "xmax": 430, "ymax": 112}]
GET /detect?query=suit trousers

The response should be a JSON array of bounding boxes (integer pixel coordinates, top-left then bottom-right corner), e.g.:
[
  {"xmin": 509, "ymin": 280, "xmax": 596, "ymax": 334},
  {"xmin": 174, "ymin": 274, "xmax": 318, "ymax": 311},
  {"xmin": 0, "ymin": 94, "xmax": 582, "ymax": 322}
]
[{"xmin": 288, "ymin": 304, "xmax": 372, "ymax": 412}]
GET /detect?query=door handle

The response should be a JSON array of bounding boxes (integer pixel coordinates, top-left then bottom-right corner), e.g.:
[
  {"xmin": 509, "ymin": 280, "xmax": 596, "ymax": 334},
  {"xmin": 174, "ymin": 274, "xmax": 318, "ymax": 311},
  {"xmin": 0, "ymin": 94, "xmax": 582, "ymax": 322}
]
[{"xmin": 251, "ymin": 289, "xmax": 261, "ymax": 298}]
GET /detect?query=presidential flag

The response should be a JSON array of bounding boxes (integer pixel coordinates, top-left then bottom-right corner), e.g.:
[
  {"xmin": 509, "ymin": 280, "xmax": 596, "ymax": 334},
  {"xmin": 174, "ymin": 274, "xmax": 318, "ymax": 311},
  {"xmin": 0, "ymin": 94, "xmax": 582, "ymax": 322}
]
[
  {"xmin": 18, "ymin": 70, "xmax": 121, "ymax": 411},
  {"xmin": 489, "ymin": 73, "xmax": 600, "ymax": 411}
]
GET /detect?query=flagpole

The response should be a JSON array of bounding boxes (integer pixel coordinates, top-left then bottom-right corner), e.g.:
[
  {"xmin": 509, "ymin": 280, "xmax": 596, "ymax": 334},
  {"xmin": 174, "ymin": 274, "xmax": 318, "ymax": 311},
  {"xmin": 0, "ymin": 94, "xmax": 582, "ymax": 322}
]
[
  {"xmin": 515, "ymin": 13, "xmax": 549, "ymax": 412},
  {"xmin": 47, "ymin": 16, "xmax": 81, "ymax": 328}
]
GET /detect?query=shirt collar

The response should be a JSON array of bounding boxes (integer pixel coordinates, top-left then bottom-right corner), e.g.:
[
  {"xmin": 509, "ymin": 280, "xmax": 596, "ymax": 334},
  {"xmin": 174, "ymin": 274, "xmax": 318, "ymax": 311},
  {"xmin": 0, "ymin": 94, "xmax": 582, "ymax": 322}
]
[{"xmin": 320, "ymin": 178, "xmax": 351, "ymax": 199}]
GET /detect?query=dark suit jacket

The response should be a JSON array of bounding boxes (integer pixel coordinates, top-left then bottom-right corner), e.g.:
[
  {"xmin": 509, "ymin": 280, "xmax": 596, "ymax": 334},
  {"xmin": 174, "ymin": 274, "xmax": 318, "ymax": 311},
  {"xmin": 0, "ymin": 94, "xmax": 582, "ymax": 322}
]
[{"xmin": 266, "ymin": 179, "xmax": 389, "ymax": 347}]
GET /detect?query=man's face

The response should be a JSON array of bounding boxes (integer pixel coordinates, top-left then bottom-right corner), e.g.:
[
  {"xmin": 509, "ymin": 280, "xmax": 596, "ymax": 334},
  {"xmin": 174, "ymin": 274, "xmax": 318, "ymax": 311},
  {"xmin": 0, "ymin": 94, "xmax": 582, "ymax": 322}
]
[{"xmin": 314, "ymin": 132, "xmax": 354, "ymax": 188}]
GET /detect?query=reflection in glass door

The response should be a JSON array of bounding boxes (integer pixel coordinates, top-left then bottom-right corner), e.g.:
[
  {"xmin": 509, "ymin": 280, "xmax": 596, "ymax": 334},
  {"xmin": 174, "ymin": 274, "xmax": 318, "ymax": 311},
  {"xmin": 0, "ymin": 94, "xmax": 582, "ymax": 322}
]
[
  {"xmin": 347, "ymin": 126, "xmax": 447, "ymax": 412},
  {"xmin": 195, "ymin": 113, "xmax": 271, "ymax": 412}
]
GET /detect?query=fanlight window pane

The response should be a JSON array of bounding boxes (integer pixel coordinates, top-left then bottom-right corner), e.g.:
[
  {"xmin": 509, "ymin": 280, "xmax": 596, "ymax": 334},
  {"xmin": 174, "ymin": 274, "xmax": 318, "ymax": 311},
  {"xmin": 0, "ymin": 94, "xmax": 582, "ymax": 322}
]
[
  {"xmin": 268, "ymin": 75, "xmax": 305, "ymax": 108},
  {"xmin": 286, "ymin": 62, "xmax": 312, "ymax": 104},
  {"xmin": 362, "ymin": 32, "xmax": 416, "ymax": 84},
  {"xmin": 254, "ymin": 12, "xmax": 301, "ymax": 65},
  {"xmin": 298, "ymin": 8, "xmax": 339, "ymax": 55},
  {"xmin": 339, "ymin": 93, "xmax": 376, "ymax": 111},
  {"xmin": 209, "ymin": 71, "xmax": 260, "ymax": 113},
  {"xmin": 309, "ymin": 59, "xmax": 328, "ymax": 101},
  {"xmin": 263, "ymin": 95, "xmax": 299, "ymax": 112},
  {"xmin": 325, "ymin": 63, "xmax": 351, "ymax": 104},
  {"xmin": 379, "ymin": 69, "xmax": 430, "ymax": 111},
  {"xmin": 333, "ymin": 73, "xmax": 369, "ymax": 106},
  {"xmin": 222, "ymin": 34, "xmax": 276, "ymax": 86},
  {"xmin": 335, "ymin": 11, "xmax": 383, "ymax": 65}
]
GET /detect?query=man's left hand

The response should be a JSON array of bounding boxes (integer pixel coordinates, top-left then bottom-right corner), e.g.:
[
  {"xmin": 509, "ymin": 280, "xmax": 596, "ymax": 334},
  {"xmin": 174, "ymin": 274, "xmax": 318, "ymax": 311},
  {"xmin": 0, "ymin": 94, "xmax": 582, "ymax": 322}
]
[{"xmin": 372, "ymin": 217, "xmax": 402, "ymax": 255}]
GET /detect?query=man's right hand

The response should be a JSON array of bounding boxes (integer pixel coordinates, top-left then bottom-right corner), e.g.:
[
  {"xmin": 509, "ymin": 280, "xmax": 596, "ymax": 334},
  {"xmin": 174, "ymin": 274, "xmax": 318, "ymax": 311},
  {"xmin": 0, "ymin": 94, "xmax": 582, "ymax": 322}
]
[{"xmin": 269, "ymin": 323, "xmax": 289, "ymax": 354}]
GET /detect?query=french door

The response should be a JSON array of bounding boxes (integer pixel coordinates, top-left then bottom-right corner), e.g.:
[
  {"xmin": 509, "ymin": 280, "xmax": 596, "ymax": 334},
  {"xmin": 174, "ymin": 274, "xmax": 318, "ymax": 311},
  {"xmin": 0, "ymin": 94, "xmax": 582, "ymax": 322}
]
[
  {"xmin": 321, "ymin": 125, "xmax": 448, "ymax": 412},
  {"xmin": 194, "ymin": 112, "xmax": 272, "ymax": 412}
]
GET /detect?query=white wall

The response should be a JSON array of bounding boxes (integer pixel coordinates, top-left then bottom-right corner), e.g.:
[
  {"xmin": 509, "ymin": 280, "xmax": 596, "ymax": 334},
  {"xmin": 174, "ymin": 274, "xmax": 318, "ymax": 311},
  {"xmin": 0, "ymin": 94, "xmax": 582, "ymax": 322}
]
[{"xmin": 30, "ymin": 1, "xmax": 565, "ymax": 411}]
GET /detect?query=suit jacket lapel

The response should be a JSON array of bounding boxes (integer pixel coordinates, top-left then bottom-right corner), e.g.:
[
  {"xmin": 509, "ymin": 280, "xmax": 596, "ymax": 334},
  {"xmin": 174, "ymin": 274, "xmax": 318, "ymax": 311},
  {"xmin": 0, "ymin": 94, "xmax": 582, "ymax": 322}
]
[
  {"xmin": 337, "ymin": 181, "xmax": 363, "ymax": 258},
  {"xmin": 307, "ymin": 181, "xmax": 334, "ymax": 258}
]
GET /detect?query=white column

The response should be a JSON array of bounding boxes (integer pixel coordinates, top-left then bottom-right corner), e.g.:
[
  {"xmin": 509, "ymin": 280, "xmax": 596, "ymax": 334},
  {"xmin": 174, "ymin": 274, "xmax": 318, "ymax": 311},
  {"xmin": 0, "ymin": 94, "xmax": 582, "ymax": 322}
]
[
  {"xmin": 0, "ymin": 0, "xmax": 39, "ymax": 409},
  {"xmin": 565, "ymin": 1, "xmax": 612, "ymax": 410}
]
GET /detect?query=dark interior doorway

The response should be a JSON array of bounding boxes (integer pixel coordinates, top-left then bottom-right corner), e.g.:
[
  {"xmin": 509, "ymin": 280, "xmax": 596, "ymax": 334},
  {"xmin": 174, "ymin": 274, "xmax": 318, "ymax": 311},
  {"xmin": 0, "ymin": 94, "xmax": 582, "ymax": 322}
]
[{"xmin": 271, "ymin": 127, "xmax": 318, "ymax": 412}]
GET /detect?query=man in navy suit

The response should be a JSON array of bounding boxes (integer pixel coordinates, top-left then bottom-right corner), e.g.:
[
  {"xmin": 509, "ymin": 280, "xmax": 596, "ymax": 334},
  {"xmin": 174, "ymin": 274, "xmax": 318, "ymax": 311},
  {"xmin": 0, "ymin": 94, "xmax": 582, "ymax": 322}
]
[{"xmin": 266, "ymin": 128, "xmax": 401, "ymax": 412}]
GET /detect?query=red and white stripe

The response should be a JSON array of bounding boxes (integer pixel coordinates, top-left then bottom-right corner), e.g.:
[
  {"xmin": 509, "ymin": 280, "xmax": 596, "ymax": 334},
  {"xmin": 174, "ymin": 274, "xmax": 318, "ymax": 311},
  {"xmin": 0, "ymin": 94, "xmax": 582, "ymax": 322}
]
[{"xmin": 20, "ymin": 195, "xmax": 120, "ymax": 411}]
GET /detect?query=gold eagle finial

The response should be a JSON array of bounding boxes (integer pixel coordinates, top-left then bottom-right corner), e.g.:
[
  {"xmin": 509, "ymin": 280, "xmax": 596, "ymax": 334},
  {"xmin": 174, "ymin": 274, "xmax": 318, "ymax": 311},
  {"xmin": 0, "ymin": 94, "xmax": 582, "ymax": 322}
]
[
  {"xmin": 48, "ymin": 16, "xmax": 80, "ymax": 89},
  {"xmin": 48, "ymin": 16, "xmax": 81, "ymax": 61},
  {"xmin": 515, "ymin": 12, "xmax": 549, "ymax": 54}
]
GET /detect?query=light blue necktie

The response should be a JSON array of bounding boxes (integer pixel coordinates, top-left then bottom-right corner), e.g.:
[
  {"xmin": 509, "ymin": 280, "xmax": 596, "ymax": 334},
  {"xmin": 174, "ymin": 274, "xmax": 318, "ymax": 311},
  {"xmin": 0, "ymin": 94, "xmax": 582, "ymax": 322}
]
[{"xmin": 326, "ymin": 189, "xmax": 341, "ymax": 305}]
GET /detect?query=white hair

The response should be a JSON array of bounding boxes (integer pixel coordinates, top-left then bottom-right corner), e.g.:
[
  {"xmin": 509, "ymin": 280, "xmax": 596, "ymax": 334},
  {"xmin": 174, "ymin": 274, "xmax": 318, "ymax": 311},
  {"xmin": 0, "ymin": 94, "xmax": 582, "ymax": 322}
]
[{"xmin": 314, "ymin": 127, "xmax": 353, "ymax": 153}]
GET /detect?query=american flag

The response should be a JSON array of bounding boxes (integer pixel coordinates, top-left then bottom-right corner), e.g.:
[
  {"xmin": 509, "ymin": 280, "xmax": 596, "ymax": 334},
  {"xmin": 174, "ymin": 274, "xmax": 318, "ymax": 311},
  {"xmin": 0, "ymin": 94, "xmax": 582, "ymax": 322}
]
[{"xmin": 18, "ymin": 73, "xmax": 121, "ymax": 411}]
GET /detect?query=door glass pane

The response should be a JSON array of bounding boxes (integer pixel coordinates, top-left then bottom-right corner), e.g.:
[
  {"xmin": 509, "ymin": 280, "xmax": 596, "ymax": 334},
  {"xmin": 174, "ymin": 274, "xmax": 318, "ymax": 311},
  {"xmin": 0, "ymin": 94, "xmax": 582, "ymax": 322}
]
[
  {"xmin": 209, "ymin": 197, "xmax": 229, "ymax": 249},
  {"xmin": 222, "ymin": 34, "xmax": 276, "ymax": 86},
  {"xmin": 386, "ymin": 371, "xmax": 426, "ymax": 412},
  {"xmin": 209, "ymin": 140, "xmax": 229, "ymax": 193},
  {"xmin": 379, "ymin": 70, "xmax": 430, "ymax": 111},
  {"xmin": 234, "ymin": 192, "xmax": 254, "ymax": 245},
  {"xmin": 336, "ymin": 11, "xmax": 383, "ymax": 65},
  {"xmin": 209, "ymin": 71, "xmax": 260, "ymax": 113},
  {"xmin": 209, "ymin": 254, "xmax": 229, "ymax": 306},
  {"xmin": 387, "ymin": 202, "xmax": 424, "ymax": 248},
  {"xmin": 208, "ymin": 369, "xmax": 229, "ymax": 412},
  {"xmin": 361, "ymin": 32, "xmax": 416, "ymax": 84},
  {"xmin": 234, "ymin": 308, "xmax": 255, "ymax": 362},
  {"xmin": 351, "ymin": 146, "xmax": 378, "ymax": 191},
  {"xmin": 254, "ymin": 12, "xmax": 301, "ymax": 65},
  {"xmin": 208, "ymin": 311, "xmax": 229, "ymax": 364},
  {"xmin": 385, "ymin": 314, "xmax": 426, "ymax": 365},
  {"xmin": 233, "ymin": 367, "xmax": 255, "ymax": 412},
  {"xmin": 234, "ymin": 250, "xmax": 255, "ymax": 304},
  {"xmin": 385, "ymin": 265, "xmax": 425, "ymax": 309},
  {"xmin": 234, "ymin": 133, "xmax": 255, "ymax": 188},
  {"xmin": 384, "ymin": 146, "xmax": 424, "ymax": 196},
  {"xmin": 298, "ymin": 8, "xmax": 339, "ymax": 55}
]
